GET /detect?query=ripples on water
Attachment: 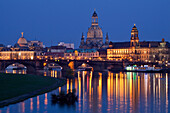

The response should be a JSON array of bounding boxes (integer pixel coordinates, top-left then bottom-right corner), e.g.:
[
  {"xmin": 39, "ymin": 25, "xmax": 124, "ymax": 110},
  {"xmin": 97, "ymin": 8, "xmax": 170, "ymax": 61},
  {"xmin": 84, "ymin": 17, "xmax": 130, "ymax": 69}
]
[{"xmin": 0, "ymin": 70, "xmax": 169, "ymax": 113}]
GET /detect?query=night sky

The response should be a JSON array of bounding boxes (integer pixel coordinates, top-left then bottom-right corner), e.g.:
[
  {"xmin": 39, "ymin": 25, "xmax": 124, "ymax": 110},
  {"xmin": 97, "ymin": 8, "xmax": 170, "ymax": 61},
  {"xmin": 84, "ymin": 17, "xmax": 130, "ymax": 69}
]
[{"xmin": 0, "ymin": 0, "xmax": 170, "ymax": 48}]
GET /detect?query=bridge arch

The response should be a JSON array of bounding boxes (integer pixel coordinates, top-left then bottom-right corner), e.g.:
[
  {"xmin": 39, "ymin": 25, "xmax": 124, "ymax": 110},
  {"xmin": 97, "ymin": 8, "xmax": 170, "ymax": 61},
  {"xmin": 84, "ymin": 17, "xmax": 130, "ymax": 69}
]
[{"xmin": 2, "ymin": 61, "xmax": 36, "ymax": 73}]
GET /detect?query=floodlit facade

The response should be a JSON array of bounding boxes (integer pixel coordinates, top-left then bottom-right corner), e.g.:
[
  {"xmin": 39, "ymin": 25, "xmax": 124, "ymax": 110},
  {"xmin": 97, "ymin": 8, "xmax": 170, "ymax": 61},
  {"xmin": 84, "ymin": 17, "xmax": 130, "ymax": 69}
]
[
  {"xmin": 107, "ymin": 24, "xmax": 170, "ymax": 63},
  {"xmin": 0, "ymin": 48, "xmax": 35, "ymax": 60},
  {"xmin": 0, "ymin": 32, "xmax": 42, "ymax": 60},
  {"xmin": 64, "ymin": 49, "xmax": 99, "ymax": 60}
]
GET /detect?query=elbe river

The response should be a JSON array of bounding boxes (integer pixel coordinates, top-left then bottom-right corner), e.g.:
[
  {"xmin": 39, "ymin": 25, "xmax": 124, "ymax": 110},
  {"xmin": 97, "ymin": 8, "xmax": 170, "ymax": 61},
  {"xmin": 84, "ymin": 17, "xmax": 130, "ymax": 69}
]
[{"xmin": 0, "ymin": 70, "xmax": 169, "ymax": 113}]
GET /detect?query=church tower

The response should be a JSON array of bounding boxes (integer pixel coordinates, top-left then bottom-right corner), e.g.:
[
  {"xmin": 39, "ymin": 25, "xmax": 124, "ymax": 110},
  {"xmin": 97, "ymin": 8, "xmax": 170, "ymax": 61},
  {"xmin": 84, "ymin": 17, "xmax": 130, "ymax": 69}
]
[
  {"xmin": 105, "ymin": 32, "xmax": 109, "ymax": 45},
  {"xmin": 79, "ymin": 10, "xmax": 105, "ymax": 49},
  {"xmin": 130, "ymin": 24, "xmax": 139, "ymax": 47},
  {"xmin": 86, "ymin": 10, "xmax": 103, "ymax": 49},
  {"xmin": 79, "ymin": 33, "xmax": 85, "ymax": 48},
  {"xmin": 91, "ymin": 10, "xmax": 98, "ymax": 26}
]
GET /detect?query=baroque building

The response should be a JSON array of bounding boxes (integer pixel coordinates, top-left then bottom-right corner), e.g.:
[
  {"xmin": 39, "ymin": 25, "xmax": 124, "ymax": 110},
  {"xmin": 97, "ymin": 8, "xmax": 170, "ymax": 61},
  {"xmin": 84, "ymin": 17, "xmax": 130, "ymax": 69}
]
[
  {"xmin": 64, "ymin": 49, "xmax": 99, "ymax": 60},
  {"xmin": 107, "ymin": 24, "xmax": 170, "ymax": 64},
  {"xmin": 0, "ymin": 32, "xmax": 44, "ymax": 60},
  {"xmin": 79, "ymin": 10, "xmax": 109, "ymax": 49}
]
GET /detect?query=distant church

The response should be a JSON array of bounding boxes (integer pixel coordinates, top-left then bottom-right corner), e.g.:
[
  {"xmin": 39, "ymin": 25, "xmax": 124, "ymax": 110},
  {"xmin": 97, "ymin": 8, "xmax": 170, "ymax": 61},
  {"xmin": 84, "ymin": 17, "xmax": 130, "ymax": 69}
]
[{"xmin": 79, "ymin": 10, "xmax": 109, "ymax": 49}]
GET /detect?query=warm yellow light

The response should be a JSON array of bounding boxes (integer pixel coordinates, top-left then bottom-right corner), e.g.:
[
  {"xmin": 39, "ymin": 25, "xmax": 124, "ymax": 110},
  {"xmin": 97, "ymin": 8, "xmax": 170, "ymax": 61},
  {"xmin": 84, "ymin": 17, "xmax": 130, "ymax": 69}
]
[
  {"xmin": 31, "ymin": 56, "xmax": 34, "ymax": 60},
  {"xmin": 43, "ymin": 63, "xmax": 47, "ymax": 66}
]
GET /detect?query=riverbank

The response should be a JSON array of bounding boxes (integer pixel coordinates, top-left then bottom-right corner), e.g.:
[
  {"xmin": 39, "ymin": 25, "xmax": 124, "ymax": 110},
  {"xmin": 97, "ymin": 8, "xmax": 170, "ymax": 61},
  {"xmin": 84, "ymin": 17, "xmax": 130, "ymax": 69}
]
[{"xmin": 0, "ymin": 73, "xmax": 66, "ymax": 108}]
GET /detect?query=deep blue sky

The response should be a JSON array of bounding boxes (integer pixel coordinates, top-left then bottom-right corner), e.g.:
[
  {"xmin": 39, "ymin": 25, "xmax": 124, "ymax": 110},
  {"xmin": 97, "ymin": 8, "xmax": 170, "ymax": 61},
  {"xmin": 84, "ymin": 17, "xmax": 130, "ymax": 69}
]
[{"xmin": 0, "ymin": 0, "xmax": 170, "ymax": 48}]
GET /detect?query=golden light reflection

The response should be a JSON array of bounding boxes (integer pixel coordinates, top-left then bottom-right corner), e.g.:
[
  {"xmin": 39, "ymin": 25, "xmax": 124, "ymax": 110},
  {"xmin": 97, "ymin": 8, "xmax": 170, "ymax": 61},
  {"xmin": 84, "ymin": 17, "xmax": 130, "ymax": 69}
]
[
  {"xmin": 44, "ymin": 71, "xmax": 47, "ymax": 76},
  {"xmin": 138, "ymin": 76, "xmax": 140, "ymax": 98},
  {"xmin": 37, "ymin": 96, "xmax": 39, "ymax": 110},
  {"xmin": 44, "ymin": 93, "xmax": 48, "ymax": 105},
  {"xmin": 59, "ymin": 87, "xmax": 61, "ymax": 94},
  {"xmin": 98, "ymin": 72, "xmax": 102, "ymax": 102},
  {"xmin": 70, "ymin": 79, "xmax": 73, "ymax": 92},
  {"xmin": 166, "ymin": 73, "xmax": 168, "ymax": 112},
  {"xmin": 107, "ymin": 72, "xmax": 111, "ymax": 107},
  {"xmin": 78, "ymin": 73, "xmax": 81, "ymax": 98},
  {"xmin": 6, "ymin": 108, "xmax": 9, "ymax": 113},
  {"xmin": 44, "ymin": 71, "xmax": 169, "ymax": 112},
  {"xmin": 21, "ymin": 102, "xmax": 25, "ymax": 113},
  {"xmin": 30, "ymin": 98, "xmax": 33, "ymax": 111},
  {"xmin": 75, "ymin": 78, "xmax": 78, "ymax": 94},
  {"xmin": 67, "ymin": 79, "xmax": 69, "ymax": 93},
  {"xmin": 55, "ymin": 71, "xmax": 57, "ymax": 78},
  {"xmin": 89, "ymin": 72, "xmax": 92, "ymax": 96}
]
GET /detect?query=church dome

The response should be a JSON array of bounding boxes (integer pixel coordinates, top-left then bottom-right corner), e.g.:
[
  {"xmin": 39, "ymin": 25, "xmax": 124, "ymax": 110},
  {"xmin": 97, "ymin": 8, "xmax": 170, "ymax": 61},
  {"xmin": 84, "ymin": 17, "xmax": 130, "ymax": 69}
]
[
  {"xmin": 87, "ymin": 26, "xmax": 103, "ymax": 38},
  {"xmin": 17, "ymin": 32, "xmax": 28, "ymax": 47}
]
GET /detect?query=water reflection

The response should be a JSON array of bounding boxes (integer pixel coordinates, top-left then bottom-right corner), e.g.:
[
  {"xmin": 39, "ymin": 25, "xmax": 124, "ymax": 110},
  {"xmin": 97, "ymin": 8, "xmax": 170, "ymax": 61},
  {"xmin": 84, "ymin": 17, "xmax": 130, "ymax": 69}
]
[
  {"xmin": 44, "ymin": 70, "xmax": 62, "ymax": 78},
  {"xmin": 0, "ymin": 71, "xmax": 169, "ymax": 113}
]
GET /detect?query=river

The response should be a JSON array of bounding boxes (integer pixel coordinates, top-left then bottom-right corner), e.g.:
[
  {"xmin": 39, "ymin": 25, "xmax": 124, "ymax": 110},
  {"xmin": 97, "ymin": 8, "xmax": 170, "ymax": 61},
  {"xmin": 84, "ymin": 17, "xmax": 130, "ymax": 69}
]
[{"xmin": 0, "ymin": 70, "xmax": 169, "ymax": 113}]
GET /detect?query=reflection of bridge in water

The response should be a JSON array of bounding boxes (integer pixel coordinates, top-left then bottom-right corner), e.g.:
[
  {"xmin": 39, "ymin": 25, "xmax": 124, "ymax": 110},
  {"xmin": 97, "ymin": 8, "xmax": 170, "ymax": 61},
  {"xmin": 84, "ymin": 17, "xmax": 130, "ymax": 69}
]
[{"xmin": 0, "ymin": 59, "xmax": 159, "ymax": 72}]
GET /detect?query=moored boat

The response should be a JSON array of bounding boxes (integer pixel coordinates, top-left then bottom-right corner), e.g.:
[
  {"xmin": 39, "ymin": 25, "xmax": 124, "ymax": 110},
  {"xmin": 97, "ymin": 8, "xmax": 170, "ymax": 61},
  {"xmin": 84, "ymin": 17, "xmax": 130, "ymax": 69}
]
[{"xmin": 125, "ymin": 65, "xmax": 162, "ymax": 72}]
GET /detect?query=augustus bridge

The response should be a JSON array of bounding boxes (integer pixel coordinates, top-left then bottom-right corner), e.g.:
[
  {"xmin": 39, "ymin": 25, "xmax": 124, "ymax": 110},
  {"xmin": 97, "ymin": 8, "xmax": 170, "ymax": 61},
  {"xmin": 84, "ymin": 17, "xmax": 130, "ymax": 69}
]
[{"xmin": 0, "ymin": 59, "xmax": 159, "ymax": 72}]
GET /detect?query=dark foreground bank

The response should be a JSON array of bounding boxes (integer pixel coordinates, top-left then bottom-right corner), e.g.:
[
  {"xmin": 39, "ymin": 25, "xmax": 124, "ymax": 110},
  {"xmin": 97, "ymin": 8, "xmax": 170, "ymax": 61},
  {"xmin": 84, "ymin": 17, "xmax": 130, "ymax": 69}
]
[{"xmin": 0, "ymin": 73, "xmax": 66, "ymax": 108}]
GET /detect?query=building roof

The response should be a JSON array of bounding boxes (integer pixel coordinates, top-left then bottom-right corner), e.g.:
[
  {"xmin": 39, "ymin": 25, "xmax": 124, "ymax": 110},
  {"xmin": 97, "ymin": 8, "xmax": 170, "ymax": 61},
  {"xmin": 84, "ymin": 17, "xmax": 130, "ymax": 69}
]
[
  {"xmin": 0, "ymin": 44, "xmax": 4, "ymax": 47},
  {"xmin": 51, "ymin": 46, "xmax": 66, "ymax": 49},
  {"xmin": 17, "ymin": 36, "xmax": 27, "ymax": 44},
  {"xmin": 109, "ymin": 41, "xmax": 170, "ymax": 49},
  {"xmin": 110, "ymin": 42, "xmax": 130, "ymax": 49}
]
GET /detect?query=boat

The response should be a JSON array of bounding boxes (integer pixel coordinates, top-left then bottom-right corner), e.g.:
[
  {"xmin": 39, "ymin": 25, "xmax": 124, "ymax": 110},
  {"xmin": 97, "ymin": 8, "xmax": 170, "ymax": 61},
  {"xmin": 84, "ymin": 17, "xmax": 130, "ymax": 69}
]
[{"xmin": 125, "ymin": 65, "xmax": 162, "ymax": 72}]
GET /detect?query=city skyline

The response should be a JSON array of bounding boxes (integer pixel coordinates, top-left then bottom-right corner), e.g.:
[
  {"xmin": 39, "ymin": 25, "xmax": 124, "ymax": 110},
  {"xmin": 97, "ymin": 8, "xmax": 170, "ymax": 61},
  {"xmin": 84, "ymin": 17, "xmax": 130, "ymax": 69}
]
[{"xmin": 0, "ymin": 0, "xmax": 170, "ymax": 48}]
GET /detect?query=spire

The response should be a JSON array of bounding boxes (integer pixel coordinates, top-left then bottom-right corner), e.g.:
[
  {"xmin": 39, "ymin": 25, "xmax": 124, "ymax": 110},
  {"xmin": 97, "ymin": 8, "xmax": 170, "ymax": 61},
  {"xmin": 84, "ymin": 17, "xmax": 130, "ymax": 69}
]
[
  {"xmin": 92, "ymin": 10, "xmax": 98, "ymax": 26},
  {"xmin": 92, "ymin": 9, "xmax": 97, "ymax": 17},
  {"xmin": 21, "ymin": 32, "xmax": 24, "ymax": 37},
  {"xmin": 105, "ymin": 32, "xmax": 109, "ymax": 45},
  {"xmin": 106, "ymin": 32, "xmax": 108, "ymax": 39},
  {"xmin": 80, "ymin": 32, "xmax": 85, "ymax": 48},
  {"xmin": 82, "ymin": 32, "xmax": 84, "ymax": 39}
]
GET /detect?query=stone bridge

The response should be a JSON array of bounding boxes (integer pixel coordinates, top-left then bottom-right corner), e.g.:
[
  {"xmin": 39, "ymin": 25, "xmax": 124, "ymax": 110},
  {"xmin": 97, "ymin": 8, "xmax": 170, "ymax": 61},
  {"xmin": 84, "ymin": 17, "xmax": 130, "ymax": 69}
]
[{"xmin": 0, "ymin": 59, "xmax": 159, "ymax": 72}]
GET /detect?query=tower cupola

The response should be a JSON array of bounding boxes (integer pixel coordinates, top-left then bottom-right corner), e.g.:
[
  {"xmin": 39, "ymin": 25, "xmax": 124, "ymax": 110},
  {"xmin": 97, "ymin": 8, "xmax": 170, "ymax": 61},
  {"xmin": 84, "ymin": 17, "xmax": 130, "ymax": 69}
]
[
  {"xmin": 130, "ymin": 24, "xmax": 139, "ymax": 47},
  {"xmin": 92, "ymin": 9, "xmax": 98, "ymax": 26}
]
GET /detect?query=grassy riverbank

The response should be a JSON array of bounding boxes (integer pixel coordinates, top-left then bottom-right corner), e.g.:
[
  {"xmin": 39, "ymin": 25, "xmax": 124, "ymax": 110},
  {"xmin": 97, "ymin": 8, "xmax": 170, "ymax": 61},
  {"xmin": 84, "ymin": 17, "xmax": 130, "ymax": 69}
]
[{"xmin": 0, "ymin": 73, "xmax": 66, "ymax": 106}]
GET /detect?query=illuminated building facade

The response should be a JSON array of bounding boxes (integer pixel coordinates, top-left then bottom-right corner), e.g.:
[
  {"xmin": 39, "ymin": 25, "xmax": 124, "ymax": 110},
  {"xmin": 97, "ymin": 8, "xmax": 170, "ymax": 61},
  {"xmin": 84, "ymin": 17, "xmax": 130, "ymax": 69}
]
[
  {"xmin": 45, "ymin": 46, "xmax": 66, "ymax": 60},
  {"xmin": 107, "ymin": 24, "xmax": 170, "ymax": 63},
  {"xmin": 64, "ymin": 49, "xmax": 99, "ymax": 60},
  {"xmin": 0, "ymin": 32, "xmax": 42, "ymax": 60},
  {"xmin": 79, "ymin": 10, "xmax": 109, "ymax": 49},
  {"xmin": 0, "ymin": 49, "xmax": 35, "ymax": 60}
]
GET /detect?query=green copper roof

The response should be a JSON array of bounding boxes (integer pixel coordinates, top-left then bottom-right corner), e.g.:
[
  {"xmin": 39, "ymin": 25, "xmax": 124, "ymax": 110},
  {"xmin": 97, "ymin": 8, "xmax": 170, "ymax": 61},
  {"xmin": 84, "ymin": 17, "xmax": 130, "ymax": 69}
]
[{"xmin": 65, "ymin": 49, "xmax": 98, "ymax": 53}]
